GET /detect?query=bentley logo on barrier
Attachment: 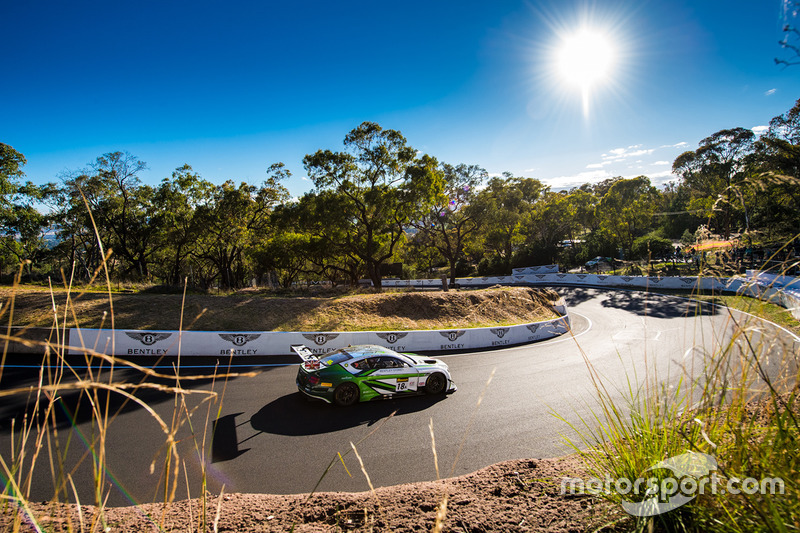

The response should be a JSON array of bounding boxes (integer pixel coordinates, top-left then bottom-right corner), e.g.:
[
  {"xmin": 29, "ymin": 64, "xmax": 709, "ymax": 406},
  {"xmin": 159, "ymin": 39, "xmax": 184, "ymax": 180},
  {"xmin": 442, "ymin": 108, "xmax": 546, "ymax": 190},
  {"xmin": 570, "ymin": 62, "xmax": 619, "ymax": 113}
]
[
  {"xmin": 597, "ymin": 276, "xmax": 607, "ymax": 281},
  {"xmin": 526, "ymin": 324, "xmax": 540, "ymax": 334},
  {"xmin": 302, "ymin": 333, "xmax": 340, "ymax": 346},
  {"xmin": 125, "ymin": 332, "xmax": 172, "ymax": 346},
  {"xmin": 219, "ymin": 333, "xmax": 261, "ymax": 347},
  {"xmin": 557, "ymin": 274, "xmax": 566, "ymax": 279},
  {"xmin": 577, "ymin": 274, "xmax": 587, "ymax": 279},
  {"xmin": 649, "ymin": 277, "xmax": 661, "ymax": 283},
  {"xmin": 621, "ymin": 276, "xmax": 633, "ymax": 282},
  {"xmin": 536, "ymin": 274, "xmax": 546, "ymax": 279},
  {"xmin": 439, "ymin": 331, "xmax": 466, "ymax": 342},
  {"xmin": 680, "ymin": 277, "xmax": 695, "ymax": 285},
  {"xmin": 376, "ymin": 332, "xmax": 408, "ymax": 344},
  {"xmin": 490, "ymin": 328, "xmax": 510, "ymax": 339}
]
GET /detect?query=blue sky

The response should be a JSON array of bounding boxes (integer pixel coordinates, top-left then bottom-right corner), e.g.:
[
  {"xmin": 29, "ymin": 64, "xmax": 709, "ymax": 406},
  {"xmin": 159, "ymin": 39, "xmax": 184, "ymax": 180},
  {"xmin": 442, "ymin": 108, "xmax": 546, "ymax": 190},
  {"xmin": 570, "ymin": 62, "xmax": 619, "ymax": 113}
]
[{"xmin": 3, "ymin": 0, "xmax": 798, "ymax": 196}]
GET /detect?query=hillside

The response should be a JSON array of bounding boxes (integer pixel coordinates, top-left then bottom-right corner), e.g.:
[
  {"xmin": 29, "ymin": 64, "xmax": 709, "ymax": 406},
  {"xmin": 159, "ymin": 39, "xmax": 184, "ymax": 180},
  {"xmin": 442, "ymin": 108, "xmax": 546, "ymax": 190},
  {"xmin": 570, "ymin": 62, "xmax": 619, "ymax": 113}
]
[{"xmin": 0, "ymin": 286, "xmax": 561, "ymax": 331}]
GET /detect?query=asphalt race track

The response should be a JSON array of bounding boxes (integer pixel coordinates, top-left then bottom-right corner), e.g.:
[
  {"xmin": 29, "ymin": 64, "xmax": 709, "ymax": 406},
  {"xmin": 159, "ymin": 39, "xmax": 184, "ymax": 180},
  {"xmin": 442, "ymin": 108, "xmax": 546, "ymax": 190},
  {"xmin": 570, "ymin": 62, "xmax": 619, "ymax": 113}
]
[{"xmin": 1, "ymin": 287, "xmax": 796, "ymax": 507}]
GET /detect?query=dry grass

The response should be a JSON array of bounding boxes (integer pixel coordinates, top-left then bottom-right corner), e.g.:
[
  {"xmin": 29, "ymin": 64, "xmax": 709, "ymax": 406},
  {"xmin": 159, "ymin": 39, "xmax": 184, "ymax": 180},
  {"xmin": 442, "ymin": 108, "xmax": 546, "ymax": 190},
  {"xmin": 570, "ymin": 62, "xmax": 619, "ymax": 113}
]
[{"xmin": 0, "ymin": 286, "xmax": 560, "ymax": 331}]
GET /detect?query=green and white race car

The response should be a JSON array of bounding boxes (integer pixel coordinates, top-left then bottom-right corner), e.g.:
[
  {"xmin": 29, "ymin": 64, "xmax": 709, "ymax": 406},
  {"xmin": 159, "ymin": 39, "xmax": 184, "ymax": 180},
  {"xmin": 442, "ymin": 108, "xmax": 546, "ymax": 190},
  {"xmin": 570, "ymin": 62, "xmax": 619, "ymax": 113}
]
[{"xmin": 293, "ymin": 344, "xmax": 457, "ymax": 406}]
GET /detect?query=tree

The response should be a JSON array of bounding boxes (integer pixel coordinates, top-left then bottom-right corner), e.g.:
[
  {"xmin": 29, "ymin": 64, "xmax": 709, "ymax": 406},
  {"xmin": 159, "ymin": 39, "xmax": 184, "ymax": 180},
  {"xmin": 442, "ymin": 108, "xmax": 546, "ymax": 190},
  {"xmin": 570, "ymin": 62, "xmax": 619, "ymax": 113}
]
[
  {"xmin": 191, "ymin": 164, "xmax": 290, "ymax": 289},
  {"xmin": 595, "ymin": 176, "xmax": 658, "ymax": 257},
  {"xmin": 149, "ymin": 165, "xmax": 214, "ymax": 285},
  {"xmin": 411, "ymin": 162, "xmax": 487, "ymax": 286},
  {"xmin": 776, "ymin": 1, "xmax": 800, "ymax": 67},
  {"xmin": 59, "ymin": 151, "xmax": 160, "ymax": 278},
  {"xmin": 672, "ymin": 128, "xmax": 756, "ymax": 239},
  {"xmin": 471, "ymin": 175, "xmax": 544, "ymax": 273},
  {"xmin": 303, "ymin": 122, "xmax": 442, "ymax": 289},
  {"xmin": 0, "ymin": 144, "xmax": 53, "ymax": 275},
  {"xmin": 748, "ymin": 97, "xmax": 800, "ymax": 238}
]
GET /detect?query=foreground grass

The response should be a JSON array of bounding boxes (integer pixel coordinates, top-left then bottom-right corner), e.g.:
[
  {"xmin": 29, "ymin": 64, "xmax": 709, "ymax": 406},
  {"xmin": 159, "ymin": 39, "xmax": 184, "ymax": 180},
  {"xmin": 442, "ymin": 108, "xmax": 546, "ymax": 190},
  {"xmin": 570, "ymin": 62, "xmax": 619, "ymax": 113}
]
[
  {"xmin": 671, "ymin": 291, "xmax": 800, "ymax": 337},
  {"xmin": 559, "ymin": 282, "xmax": 800, "ymax": 532}
]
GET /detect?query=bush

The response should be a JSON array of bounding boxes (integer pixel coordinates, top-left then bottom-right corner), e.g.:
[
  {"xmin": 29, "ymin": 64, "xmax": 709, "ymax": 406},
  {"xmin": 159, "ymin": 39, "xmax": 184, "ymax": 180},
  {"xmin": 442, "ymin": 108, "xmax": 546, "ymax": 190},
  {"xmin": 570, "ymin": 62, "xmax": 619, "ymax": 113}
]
[{"xmin": 632, "ymin": 233, "xmax": 674, "ymax": 261}]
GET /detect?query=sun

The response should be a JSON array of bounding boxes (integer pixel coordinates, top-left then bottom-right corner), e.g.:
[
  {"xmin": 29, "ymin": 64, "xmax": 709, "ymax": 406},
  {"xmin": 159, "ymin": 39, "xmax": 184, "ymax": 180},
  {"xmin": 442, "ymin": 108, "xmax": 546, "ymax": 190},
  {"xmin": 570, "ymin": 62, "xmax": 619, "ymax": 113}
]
[
  {"xmin": 558, "ymin": 28, "xmax": 614, "ymax": 86},
  {"xmin": 556, "ymin": 27, "xmax": 616, "ymax": 116}
]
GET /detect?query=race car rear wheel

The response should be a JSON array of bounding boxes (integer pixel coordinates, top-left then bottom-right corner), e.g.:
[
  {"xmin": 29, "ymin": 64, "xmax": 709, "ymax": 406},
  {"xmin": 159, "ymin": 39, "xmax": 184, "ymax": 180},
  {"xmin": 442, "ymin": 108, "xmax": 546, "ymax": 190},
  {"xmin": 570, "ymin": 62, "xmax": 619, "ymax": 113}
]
[
  {"xmin": 424, "ymin": 373, "xmax": 447, "ymax": 395},
  {"xmin": 333, "ymin": 382, "xmax": 359, "ymax": 406}
]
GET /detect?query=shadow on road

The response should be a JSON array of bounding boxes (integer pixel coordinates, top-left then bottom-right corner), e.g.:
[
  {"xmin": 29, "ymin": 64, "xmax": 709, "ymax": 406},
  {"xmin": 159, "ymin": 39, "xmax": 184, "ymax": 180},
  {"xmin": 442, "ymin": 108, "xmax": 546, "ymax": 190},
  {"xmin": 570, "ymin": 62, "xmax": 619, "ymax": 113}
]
[
  {"xmin": 249, "ymin": 392, "xmax": 449, "ymax": 437},
  {"xmin": 600, "ymin": 291, "xmax": 721, "ymax": 319},
  {"xmin": 212, "ymin": 412, "xmax": 249, "ymax": 462}
]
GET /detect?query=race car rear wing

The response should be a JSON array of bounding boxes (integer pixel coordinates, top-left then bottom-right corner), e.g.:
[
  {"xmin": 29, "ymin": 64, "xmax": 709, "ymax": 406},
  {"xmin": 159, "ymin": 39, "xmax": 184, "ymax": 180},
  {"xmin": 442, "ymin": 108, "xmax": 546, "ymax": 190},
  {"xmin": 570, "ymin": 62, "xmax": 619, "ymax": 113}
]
[{"xmin": 291, "ymin": 344, "xmax": 317, "ymax": 362}]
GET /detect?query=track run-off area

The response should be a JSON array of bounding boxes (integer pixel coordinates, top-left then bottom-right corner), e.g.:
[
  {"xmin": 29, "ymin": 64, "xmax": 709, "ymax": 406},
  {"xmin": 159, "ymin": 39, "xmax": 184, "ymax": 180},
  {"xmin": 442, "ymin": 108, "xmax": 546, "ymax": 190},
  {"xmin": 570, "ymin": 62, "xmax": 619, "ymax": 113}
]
[{"xmin": 1, "ymin": 287, "xmax": 797, "ymax": 507}]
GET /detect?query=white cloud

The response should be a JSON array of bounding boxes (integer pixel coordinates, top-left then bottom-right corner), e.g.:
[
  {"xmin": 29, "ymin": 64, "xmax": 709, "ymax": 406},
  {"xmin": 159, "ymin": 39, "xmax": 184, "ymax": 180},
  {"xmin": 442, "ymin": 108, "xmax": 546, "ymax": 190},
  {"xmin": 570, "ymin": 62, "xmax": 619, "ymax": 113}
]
[
  {"xmin": 601, "ymin": 147, "xmax": 654, "ymax": 161},
  {"xmin": 752, "ymin": 125, "xmax": 769, "ymax": 135},
  {"xmin": 765, "ymin": 88, "xmax": 777, "ymax": 96},
  {"xmin": 586, "ymin": 160, "xmax": 616, "ymax": 168},
  {"xmin": 652, "ymin": 160, "xmax": 670, "ymax": 166},
  {"xmin": 543, "ymin": 170, "xmax": 615, "ymax": 189},
  {"xmin": 660, "ymin": 142, "xmax": 688, "ymax": 149}
]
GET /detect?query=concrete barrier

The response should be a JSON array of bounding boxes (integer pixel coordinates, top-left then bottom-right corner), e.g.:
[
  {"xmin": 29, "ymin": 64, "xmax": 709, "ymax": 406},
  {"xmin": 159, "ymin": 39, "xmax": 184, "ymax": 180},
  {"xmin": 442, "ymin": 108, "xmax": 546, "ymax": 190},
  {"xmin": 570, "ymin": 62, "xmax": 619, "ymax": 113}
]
[
  {"xmin": 66, "ymin": 302, "xmax": 571, "ymax": 357},
  {"xmin": 2, "ymin": 327, "xmax": 56, "ymax": 354}
]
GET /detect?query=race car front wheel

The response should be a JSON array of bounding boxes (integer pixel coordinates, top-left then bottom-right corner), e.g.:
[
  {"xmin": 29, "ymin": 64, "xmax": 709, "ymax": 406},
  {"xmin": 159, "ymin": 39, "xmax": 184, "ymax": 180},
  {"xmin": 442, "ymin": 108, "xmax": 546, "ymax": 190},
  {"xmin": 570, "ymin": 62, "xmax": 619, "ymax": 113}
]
[
  {"xmin": 333, "ymin": 382, "xmax": 359, "ymax": 406},
  {"xmin": 424, "ymin": 373, "xmax": 447, "ymax": 395}
]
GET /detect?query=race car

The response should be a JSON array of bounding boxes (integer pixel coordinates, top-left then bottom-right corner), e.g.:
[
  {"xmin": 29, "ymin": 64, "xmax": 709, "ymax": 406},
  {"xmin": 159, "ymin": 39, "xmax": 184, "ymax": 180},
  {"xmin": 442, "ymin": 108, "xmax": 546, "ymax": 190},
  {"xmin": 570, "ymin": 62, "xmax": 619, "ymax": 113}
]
[{"xmin": 293, "ymin": 344, "xmax": 457, "ymax": 406}]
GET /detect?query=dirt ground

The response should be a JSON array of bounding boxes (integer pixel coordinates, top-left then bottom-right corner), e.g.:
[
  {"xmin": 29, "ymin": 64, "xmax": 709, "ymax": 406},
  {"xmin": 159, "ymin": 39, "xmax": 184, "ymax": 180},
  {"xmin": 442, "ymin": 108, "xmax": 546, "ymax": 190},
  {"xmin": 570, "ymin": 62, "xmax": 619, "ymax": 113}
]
[
  {"xmin": 0, "ymin": 286, "xmax": 560, "ymax": 331},
  {"xmin": 5, "ymin": 456, "xmax": 629, "ymax": 532}
]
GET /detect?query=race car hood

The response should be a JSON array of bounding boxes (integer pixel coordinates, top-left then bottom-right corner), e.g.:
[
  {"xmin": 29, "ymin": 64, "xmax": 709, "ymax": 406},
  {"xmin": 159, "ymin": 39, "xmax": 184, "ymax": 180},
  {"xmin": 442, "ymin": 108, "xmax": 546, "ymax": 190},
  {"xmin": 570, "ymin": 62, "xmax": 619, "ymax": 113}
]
[{"xmin": 405, "ymin": 354, "xmax": 448, "ymax": 369}]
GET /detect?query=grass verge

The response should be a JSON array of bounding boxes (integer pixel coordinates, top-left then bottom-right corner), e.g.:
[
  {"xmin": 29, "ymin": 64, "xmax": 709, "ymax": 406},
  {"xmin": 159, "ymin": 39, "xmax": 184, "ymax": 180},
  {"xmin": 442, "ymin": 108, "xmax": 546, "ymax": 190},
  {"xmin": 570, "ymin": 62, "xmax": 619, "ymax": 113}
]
[{"xmin": 558, "ymin": 275, "xmax": 800, "ymax": 532}]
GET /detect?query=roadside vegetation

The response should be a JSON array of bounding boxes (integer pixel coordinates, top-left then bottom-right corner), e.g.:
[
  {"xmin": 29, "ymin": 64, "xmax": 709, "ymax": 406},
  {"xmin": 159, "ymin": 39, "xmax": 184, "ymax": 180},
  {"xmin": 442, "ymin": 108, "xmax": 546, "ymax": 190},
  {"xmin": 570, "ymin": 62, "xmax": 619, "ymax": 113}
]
[
  {"xmin": 558, "ymin": 271, "xmax": 800, "ymax": 532},
  {"xmin": 0, "ymin": 285, "xmax": 560, "ymax": 332},
  {"xmin": 1, "ymin": 99, "xmax": 799, "ymax": 292}
]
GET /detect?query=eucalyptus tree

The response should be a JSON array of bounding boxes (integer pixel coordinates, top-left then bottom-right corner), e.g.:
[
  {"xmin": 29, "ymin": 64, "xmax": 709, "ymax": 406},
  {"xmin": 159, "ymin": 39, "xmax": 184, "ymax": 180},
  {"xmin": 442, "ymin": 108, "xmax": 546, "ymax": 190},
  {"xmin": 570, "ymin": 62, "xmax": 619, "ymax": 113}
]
[
  {"xmin": 190, "ymin": 163, "xmax": 290, "ymax": 289},
  {"xmin": 303, "ymin": 122, "xmax": 442, "ymax": 289},
  {"xmin": 595, "ymin": 176, "xmax": 658, "ymax": 257},
  {"xmin": 672, "ymin": 128, "xmax": 756, "ymax": 239},
  {"xmin": 411, "ymin": 162, "xmax": 487, "ymax": 286},
  {"xmin": 749, "ymin": 98, "xmax": 800, "ymax": 238},
  {"xmin": 150, "ymin": 165, "xmax": 213, "ymax": 285},
  {"xmin": 0, "ymin": 144, "xmax": 52, "ymax": 274},
  {"xmin": 59, "ymin": 151, "xmax": 160, "ymax": 278},
  {"xmin": 471, "ymin": 175, "xmax": 545, "ymax": 273}
]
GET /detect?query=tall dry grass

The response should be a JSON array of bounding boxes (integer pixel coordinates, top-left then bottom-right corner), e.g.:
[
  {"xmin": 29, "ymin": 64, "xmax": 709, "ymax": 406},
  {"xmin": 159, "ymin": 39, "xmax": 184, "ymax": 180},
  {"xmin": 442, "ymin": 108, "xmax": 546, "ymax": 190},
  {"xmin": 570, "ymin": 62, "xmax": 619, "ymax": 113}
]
[
  {"xmin": 557, "ymin": 262, "xmax": 800, "ymax": 533},
  {"xmin": 0, "ymin": 208, "xmax": 256, "ymax": 532}
]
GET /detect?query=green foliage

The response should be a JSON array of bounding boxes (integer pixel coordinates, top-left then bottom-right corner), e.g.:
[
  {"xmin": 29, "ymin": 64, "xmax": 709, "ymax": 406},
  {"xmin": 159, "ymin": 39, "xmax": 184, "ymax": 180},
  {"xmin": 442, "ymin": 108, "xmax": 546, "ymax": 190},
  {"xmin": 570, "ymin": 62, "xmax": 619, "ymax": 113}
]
[
  {"xmin": 303, "ymin": 122, "xmax": 442, "ymax": 289},
  {"xmin": 3, "ymin": 98, "xmax": 800, "ymax": 285},
  {"xmin": 632, "ymin": 231, "xmax": 674, "ymax": 261}
]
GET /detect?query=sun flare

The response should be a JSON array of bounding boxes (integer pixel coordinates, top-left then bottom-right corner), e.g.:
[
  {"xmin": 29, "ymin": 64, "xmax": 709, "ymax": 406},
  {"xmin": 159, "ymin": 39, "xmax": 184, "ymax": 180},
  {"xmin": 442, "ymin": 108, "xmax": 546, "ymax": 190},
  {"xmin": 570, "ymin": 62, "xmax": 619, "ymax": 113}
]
[
  {"xmin": 556, "ymin": 27, "xmax": 616, "ymax": 117},
  {"xmin": 558, "ymin": 29, "xmax": 614, "ymax": 86}
]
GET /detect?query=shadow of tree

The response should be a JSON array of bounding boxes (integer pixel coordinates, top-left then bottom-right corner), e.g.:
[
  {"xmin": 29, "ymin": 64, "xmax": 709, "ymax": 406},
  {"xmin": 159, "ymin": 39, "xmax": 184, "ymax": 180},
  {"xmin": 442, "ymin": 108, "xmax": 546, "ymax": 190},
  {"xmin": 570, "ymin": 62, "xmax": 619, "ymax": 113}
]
[{"xmin": 600, "ymin": 290, "xmax": 721, "ymax": 319}]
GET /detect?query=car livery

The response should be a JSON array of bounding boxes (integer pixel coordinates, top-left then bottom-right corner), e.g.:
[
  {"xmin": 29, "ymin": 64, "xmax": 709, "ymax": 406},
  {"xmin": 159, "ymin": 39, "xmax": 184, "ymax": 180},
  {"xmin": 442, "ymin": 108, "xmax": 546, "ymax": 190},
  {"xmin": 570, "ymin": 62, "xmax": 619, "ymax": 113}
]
[{"xmin": 293, "ymin": 344, "xmax": 457, "ymax": 406}]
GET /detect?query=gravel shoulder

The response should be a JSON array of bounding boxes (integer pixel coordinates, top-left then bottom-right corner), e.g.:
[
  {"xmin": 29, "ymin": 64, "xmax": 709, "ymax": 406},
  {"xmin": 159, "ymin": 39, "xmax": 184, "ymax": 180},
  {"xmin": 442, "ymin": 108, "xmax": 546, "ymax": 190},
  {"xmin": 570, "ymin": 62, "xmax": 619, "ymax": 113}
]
[{"xmin": 7, "ymin": 456, "xmax": 628, "ymax": 532}]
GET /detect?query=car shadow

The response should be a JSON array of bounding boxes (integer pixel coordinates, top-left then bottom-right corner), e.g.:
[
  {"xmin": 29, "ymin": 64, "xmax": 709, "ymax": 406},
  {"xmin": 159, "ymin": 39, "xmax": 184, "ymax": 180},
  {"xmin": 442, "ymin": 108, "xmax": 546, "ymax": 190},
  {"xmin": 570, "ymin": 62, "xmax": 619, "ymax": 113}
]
[{"xmin": 249, "ymin": 392, "xmax": 449, "ymax": 437}]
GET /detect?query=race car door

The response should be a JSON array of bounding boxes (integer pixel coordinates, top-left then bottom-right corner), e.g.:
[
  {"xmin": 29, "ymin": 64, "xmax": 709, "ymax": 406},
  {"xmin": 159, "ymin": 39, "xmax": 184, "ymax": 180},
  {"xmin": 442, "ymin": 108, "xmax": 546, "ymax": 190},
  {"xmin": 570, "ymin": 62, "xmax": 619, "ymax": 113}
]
[{"xmin": 364, "ymin": 355, "xmax": 420, "ymax": 395}]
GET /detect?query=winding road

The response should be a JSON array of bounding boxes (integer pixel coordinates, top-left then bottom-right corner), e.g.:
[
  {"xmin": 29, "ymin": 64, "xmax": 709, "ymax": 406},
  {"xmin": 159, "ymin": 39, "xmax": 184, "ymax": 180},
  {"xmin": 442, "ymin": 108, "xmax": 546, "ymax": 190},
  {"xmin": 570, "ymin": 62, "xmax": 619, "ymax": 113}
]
[{"xmin": 1, "ymin": 287, "xmax": 796, "ymax": 507}]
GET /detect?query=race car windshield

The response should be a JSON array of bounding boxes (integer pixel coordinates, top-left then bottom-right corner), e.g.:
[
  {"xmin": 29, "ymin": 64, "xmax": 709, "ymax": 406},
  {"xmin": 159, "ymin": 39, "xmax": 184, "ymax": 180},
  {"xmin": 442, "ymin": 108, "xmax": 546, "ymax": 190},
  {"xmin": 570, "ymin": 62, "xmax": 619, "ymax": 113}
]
[{"xmin": 319, "ymin": 349, "xmax": 354, "ymax": 366}]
